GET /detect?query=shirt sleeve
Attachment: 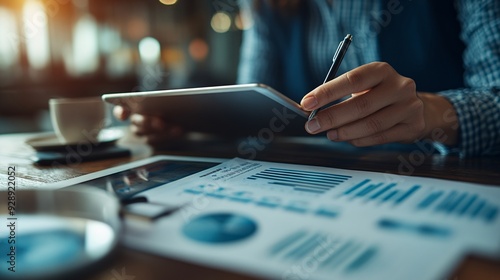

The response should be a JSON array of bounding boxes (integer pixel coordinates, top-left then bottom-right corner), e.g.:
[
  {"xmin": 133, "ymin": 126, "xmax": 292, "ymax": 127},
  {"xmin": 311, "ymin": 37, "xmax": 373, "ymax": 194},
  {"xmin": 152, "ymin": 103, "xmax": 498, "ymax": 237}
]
[
  {"xmin": 435, "ymin": 0, "xmax": 500, "ymax": 157},
  {"xmin": 236, "ymin": 1, "xmax": 283, "ymax": 90}
]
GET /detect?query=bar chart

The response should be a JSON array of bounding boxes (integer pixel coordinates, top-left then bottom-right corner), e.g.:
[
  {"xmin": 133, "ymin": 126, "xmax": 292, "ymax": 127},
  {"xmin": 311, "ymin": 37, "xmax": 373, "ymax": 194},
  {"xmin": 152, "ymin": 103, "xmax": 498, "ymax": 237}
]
[
  {"xmin": 269, "ymin": 230, "xmax": 377, "ymax": 273},
  {"xmin": 247, "ymin": 167, "xmax": 352, "ymax": 194},
  {"xmin": 340, "ymin": 179, "xmax": 421, "ymax": 206},
  {"xmin": 183, "ymin": 185, "xmax": 340, "ymax": 219},
  {"xmin": 416, "ymin": 190, "xmax": 499, "ymax": 223}
]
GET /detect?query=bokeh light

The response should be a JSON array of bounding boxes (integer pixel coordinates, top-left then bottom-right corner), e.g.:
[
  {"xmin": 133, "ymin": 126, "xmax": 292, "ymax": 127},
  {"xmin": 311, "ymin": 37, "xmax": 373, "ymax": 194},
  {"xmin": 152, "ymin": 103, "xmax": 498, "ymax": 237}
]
[
  {"xmin": 188, "ymin": 38, "xmax": 209, "ymax": 61},
  {"xmin": 73, "ymin": 14, "xmax": 100, "ymax": 74},
  {"xmin": 138, "ymin": 37, "xmax": 161, "ymax": 65},
  {"xmin": 211, "ymin": 12, "xmax": 231, "ymax": 33},
  {"xmin": 0, "ymin": 8, "xmax": 19, "ymax": 69},
  {"xmin": 159, "ymin": 0, "xmax": 177, "ymax": 5},
  {"xmin": 23, "ymin": 0, "xmax": 51, "ymax": 70}
]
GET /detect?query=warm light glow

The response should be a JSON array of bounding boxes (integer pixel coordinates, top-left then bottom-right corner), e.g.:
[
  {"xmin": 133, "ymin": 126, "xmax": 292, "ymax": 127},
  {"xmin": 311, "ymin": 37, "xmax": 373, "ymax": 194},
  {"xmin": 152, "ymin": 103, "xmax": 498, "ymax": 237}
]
[
  {"xmin": 138, "ymin": 37, "xmax": 161, "ymax": 65},
  {"xmin": 106, "ymin": 47, "xmax": 134, "ymax": 77},
  {"xmin": 211, "ymin": 12, "xmax": 231, "ymax": 33},
  {"xmin": 126, "ymin": 17, "xmax": 149, "ymax": 41},
  {"xmin": 0, "ymin": 8, "xmax": 19, "ymax": 69},
  {"xmin": 73, "ymin": 14, "xmax": 100, "ymax": 75},
  {"xmin": 159, "ymin": 0, "xmax": 177, "ymax": 5},
  {"xmin": 188, "ymin": 38, "xmax": 209, "ymax": 61},
  {"xmin": 162, "ymin": 48, "xmax": 184, "ymax": 65},
  {"xmin": 23, "ymin": 0, "xmax": 51, "ymax": 69}
]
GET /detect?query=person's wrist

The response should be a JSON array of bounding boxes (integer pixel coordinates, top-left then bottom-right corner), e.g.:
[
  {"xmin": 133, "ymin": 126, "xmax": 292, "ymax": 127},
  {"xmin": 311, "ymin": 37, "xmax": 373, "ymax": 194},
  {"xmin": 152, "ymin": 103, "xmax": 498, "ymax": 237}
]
[{"xmin": 418, "ymin": 92, "xmax": 459, "ymax": 146}]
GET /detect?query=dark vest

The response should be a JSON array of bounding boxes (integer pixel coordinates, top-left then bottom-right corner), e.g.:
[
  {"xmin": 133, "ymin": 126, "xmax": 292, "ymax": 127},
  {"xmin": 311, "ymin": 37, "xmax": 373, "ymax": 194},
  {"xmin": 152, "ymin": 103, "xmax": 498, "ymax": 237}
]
[
  {"xmin": 378, "ymin": 0, "xmax": 466, "ymax": 92},
  {"xmin": 266, "ymin": 0, "xmax": 465, "ymax": 101}
]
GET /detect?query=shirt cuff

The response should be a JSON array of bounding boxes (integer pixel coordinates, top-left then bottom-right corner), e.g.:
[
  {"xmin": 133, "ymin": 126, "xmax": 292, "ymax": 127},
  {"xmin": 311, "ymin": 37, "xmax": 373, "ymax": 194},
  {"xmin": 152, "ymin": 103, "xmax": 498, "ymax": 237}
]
[{"xmin": 435, "ymin": 87, "xmax": 500, "ymax": 157}]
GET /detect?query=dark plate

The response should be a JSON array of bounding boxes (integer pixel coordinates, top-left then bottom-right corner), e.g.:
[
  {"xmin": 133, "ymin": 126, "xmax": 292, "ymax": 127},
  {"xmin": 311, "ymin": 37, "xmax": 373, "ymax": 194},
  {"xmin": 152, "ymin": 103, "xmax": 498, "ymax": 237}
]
[{"xmin": 26, "ymin": 128, "xmax": 124, "ymax": 152}]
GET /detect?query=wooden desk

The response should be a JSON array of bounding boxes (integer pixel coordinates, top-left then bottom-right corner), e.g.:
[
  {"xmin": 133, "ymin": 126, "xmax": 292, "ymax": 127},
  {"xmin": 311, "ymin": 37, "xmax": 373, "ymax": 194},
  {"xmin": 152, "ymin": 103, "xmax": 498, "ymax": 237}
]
[{"xmin": 1, "ymin": 130, "xmax": 499, "ymax": 280}]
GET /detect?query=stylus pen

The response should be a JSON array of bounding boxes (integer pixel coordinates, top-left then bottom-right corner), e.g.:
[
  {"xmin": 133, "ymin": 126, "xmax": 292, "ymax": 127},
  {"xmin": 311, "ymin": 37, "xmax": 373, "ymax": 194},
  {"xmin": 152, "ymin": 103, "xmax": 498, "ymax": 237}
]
[{"xmin": 308, "ymin": 34, "xmax": 352, "ymax": 121}]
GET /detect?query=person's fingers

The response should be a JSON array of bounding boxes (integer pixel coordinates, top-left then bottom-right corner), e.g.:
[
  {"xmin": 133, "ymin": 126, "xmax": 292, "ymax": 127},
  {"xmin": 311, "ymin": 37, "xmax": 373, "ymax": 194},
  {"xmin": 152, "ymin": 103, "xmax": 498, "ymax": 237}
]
[
  {"xmin": 130, "ymin": 114, "xmax": 166, "ymax": 135},
  {"xmin": 305, "ymin": 76, "xmax": 416, "ymax": 134},
  {"xmin": 113, "ymin": 105, "xmax": 131, "ymax": 121},
  {"xmin": 301, "ymin": 62, "xmax": 394, "ymax": 111},
  {"xmin": 343, "ymin": 116, "xmax": 426, "ymax": 147},
  {"xmin": 325, "ymin": 99, "xmax": 423, "ymax": 141},
  {"xmin": 129, "ymin": 113, "xmax": 185, "ymax": 144}
]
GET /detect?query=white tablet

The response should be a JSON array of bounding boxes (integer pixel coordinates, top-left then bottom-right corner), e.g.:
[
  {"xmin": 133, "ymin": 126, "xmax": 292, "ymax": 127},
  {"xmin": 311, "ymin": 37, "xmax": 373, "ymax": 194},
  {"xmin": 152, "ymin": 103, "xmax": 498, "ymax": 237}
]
[{"xmin": 102, "ymin": 83, "xmax": 309, "ymax": 136}]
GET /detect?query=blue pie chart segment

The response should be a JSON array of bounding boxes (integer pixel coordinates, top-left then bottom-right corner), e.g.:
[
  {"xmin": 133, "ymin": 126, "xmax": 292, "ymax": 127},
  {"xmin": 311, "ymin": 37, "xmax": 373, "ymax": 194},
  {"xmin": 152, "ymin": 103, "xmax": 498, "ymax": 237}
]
[{"xmin": 182, "ymin": 213, "xmax": 258, "ymax": 243}]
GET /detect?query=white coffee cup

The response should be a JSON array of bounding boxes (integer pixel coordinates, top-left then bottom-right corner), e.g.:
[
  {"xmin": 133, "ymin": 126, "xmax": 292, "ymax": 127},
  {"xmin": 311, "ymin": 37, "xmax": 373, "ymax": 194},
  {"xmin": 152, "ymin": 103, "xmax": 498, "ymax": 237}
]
[{"xmin": 49, "ymin": 97, "xmax": 106, "ymax": 143}]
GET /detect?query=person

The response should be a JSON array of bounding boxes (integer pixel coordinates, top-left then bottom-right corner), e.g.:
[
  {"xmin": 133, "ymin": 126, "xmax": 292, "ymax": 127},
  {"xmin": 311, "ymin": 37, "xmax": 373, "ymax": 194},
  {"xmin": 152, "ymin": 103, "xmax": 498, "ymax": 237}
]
[{"xmin": 115, "ymin": 0, "xmax": 500, "ymax": 157}]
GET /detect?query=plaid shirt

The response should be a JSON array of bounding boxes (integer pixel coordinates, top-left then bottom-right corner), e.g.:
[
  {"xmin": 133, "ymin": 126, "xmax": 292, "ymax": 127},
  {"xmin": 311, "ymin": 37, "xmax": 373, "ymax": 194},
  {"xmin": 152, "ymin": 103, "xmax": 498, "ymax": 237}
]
[{"xmin": 238, "ymin": 0, "xmax": 500, "ymax": 157}]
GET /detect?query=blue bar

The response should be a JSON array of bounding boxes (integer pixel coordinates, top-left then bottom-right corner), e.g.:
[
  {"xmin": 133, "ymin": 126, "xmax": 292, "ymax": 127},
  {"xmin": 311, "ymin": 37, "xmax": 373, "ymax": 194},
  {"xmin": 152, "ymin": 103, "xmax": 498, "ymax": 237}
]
[
  {"xmin": 206, "ymin": 192, "xmax": 225, "ymax": 198},
  {"xmin": 344, "ymin": 179, "xmax": 370, "ymax": 195},
  {"xmin": 458, "ymin": 194, "xmax": 478, "ymax": 216},
  {"xmin": 268, "ymin": 181, "xmax": 330, "ymax": 191},
  {"xmin": 283, "ymin": 201, "xmax": 309, "ymax": 213},
  {"xmin": 417, "ymin": 191, "xmax": 443, "ymax": 209},
  {"xmin": 251, "ymin": 174, "xmax": 336, "ymax": 188},
  {"xmin": 370, "ymin": 183, "xmax": 396, "ymax": 200},
  {"xmin": 285, "ymin": 233, "xmax": 325, "ymax": 260},
  {"xmin": 283, "ymin": 206, "xmax": 308, "ymax": 213},
  {"xmin": 382, "ymin": 190, "xmax": 399, "ymax": 202},
  {"xmin": 484, "ymin": 206, "xmax": 498, "ymax": 223},
  {"xmin": 268, "ymin": 167, "xmax": 352, "ymax": 179},
  {"xmin": 269, "ymin": 230, "xmax": 308, "ymax": 256},
  {"xmin": 320, "ymin": 241, "xmax": 354, "ymax": 269},
  {"xmin": 231, "ymin": 191, "xmax": 252, "ymax": 197},
  {"xmin": 355, "ymin": 183, "xmax": 383, "ymax": 198},
  {"xmin": 315, "ymin": 208, "xmax": 339, "ymax": 218},
  {"xmin": 184, "ymin": 189, "xmax": 202, "ymax": 194},
  {"xmin": 262, "ymin": 170, "xmax": 347, "ymax": 184},
  {"xmin": 446, "ymin": 193, "xmax": 468, "ymax": 213},
  {"xmin": 322, "ymin": 242, "xmax": 361, "ymax": 269},
  {"xmin": 260, "ymin": 171, "xmax": 343, "ymax": 185},
  {"xmin": 256, "ymin": 202, "xmax": 280, "ymax": 208},
  {"xmin": 228, "ymin": 197, "xmax": 252, "ymax": 203},
  {"xmin": 293, "ymin": 187, "xmax": 325, "ymax": 194},
  {"xmin": 377, "ymin": 218, "xmax": 403, "ymax": 230},
  {"xmin": 470, "ymin": 200, "xmax": 486, "ymax": 218},
  {"xmin": 228, "ymin": 191, "xmax": 253, "ymax": 203},
  {"xmin": 394, "ymin": 185, "xmax": 421, "ymax": 205},
  {"xmin": 435, "ymin": 191, "xmax": 458, "ymax": 212},
  {"xmin": 345, "ymin": 247, "xmax": 378, "ymax": 272},
  {"xmin": 417, "ymin": 224, "xmax": 452, "ymax": 237},
  {"xmin": 256, "ymin": 196, "xmax": 281, "ymax": 208}
]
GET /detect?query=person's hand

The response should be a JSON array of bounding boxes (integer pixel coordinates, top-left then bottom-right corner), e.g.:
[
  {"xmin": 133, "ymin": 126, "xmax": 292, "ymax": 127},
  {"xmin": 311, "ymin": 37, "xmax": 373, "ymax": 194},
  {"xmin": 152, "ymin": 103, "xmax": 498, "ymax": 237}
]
[
  {"xmin": 300, "ymin": 62, "xmax": 458, "ymax": 147},
  {"xmin": 113, "ymin": 105, "xmax": 184, "ymax": 146}
]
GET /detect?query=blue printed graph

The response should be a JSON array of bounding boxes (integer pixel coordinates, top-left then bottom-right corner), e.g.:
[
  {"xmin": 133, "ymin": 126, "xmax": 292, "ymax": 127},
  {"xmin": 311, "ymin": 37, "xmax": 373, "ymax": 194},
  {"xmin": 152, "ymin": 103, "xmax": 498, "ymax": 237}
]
[
  {"xmin": 341, "ymin": 179, "xmax": 420, "ymax": 205},
  {"xmin": 377, "ymin": 218, "xmax": 452, "ymax": 238},
  {"xmin": 268, "ymin": 230, "xmax": 377, "ymax": 272},
  {"xmin": 182, "ymin": 213, "xmax": 258, "ymax": 243},
  {"xmin": 183, "ymin": 185, "xmax": 340, "ymax": 219},
  {"xmin": 416, "ymin": 190, "xmax": 498, "ymax": 223},
  {"xmin": 247, "ymin": 167, "xmax": 352, "ymax": 194}
]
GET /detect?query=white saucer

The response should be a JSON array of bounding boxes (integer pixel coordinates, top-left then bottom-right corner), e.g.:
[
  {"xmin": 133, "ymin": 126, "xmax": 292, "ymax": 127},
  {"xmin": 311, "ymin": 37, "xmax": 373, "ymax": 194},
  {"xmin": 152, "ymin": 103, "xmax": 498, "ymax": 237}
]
[{"xmin": 26, "ymin": 128, "xmax": 124, "ymax": 151}]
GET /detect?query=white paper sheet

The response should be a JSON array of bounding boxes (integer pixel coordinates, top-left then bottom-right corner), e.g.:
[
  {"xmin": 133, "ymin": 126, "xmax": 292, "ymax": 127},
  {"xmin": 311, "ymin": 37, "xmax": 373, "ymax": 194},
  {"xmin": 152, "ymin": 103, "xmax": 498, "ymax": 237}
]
[{"xmin": 123, "ymin": 158, "xmax": 500, "ymax": 280}]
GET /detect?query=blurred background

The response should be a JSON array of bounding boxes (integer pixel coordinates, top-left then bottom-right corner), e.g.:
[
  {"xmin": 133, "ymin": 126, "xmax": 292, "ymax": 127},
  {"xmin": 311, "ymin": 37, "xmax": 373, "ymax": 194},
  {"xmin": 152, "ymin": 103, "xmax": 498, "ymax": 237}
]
[{"xmin": 0, "ymin": 0, "xmax": 249, "ymax": 133}]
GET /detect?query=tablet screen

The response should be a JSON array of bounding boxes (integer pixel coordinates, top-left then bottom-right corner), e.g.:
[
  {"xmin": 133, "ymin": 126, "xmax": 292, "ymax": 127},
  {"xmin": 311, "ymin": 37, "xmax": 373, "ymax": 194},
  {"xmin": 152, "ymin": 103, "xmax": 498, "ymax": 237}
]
[{"xmin": 72, "ymin": 160, "xmax": 219, "ymax": 200}]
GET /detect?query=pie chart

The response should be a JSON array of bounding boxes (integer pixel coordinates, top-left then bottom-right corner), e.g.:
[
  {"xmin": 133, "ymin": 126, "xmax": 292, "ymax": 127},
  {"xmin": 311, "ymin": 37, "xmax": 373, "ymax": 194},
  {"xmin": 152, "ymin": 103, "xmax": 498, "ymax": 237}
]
[{"xmin": 182, "ymin": 213, "xmax": 258, "ymax": 243}]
